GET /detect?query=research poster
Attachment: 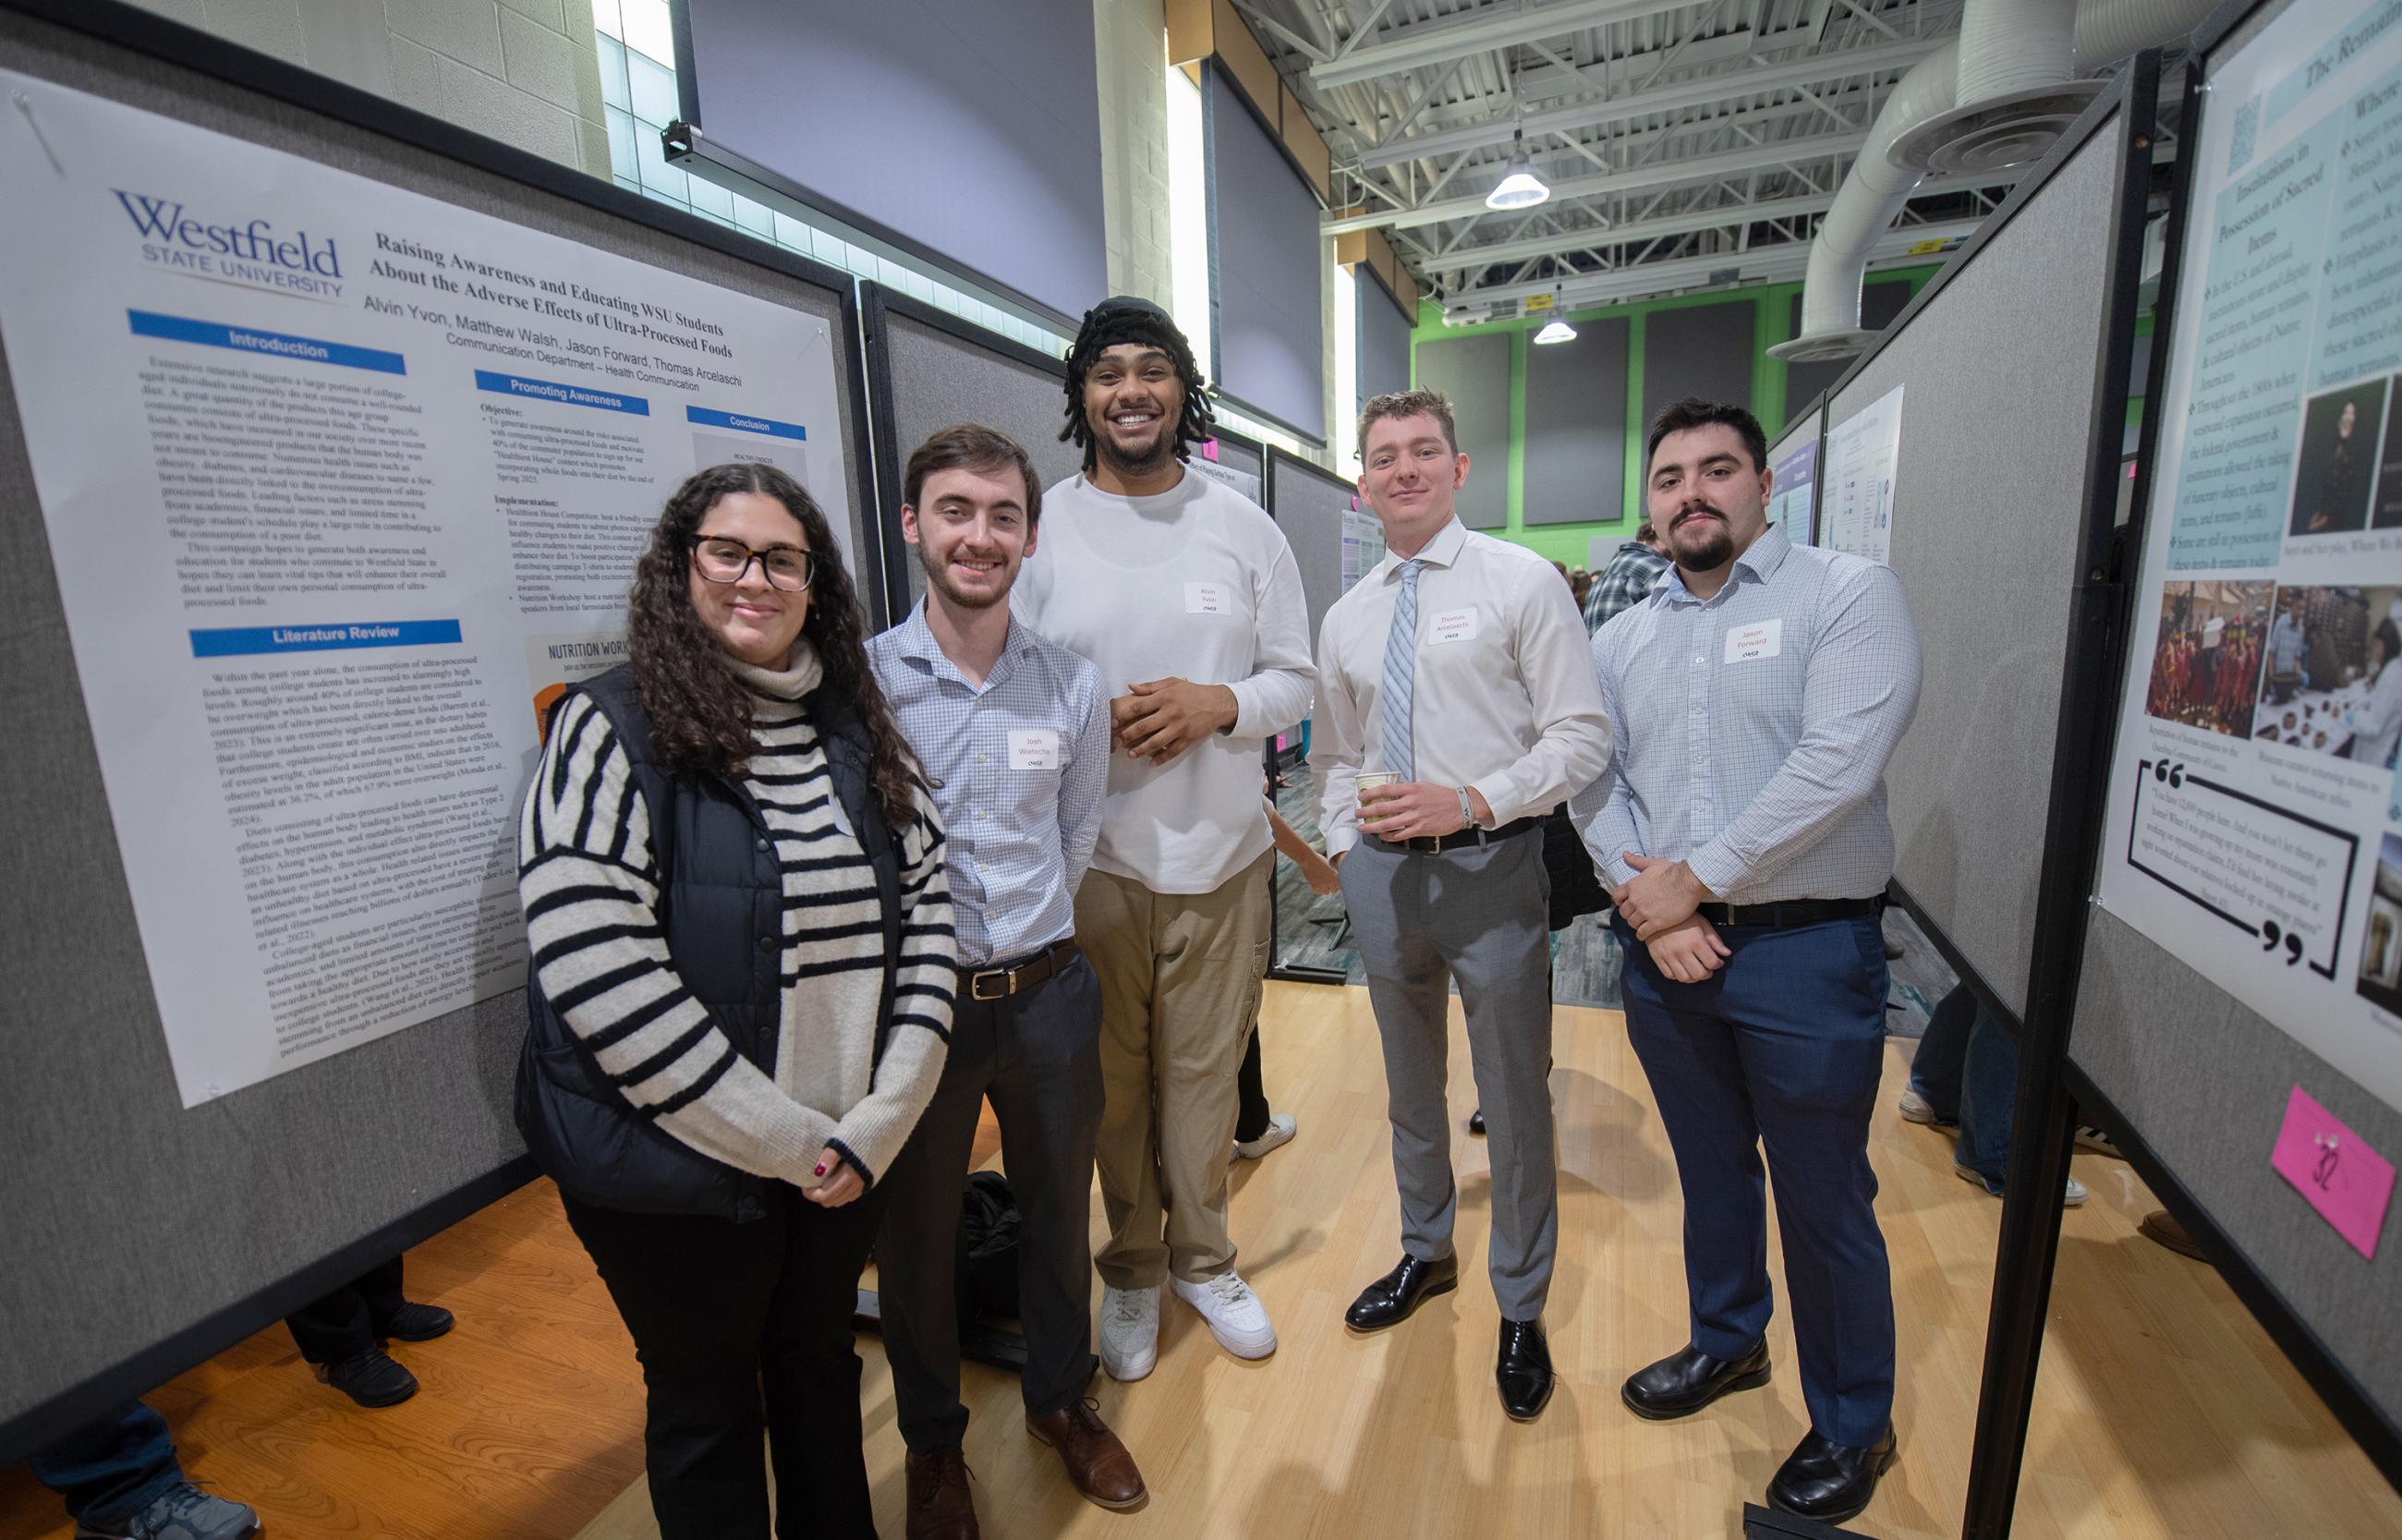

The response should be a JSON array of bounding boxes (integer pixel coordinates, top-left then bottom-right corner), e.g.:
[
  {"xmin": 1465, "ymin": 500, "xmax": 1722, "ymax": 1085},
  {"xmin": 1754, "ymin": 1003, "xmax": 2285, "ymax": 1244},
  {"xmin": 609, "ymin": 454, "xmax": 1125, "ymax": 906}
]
[
  {"xmin": 1341, "ymin": 503, "xmax": 1387, "ymax": 595},
  {"xmin": 1822, "ymin": 384, "xmax": 1903, "ymax": 564},
  {"xmin": 2095, "ymin": 0, "xmax": 2402, "ymax": 1115},
  {"xmin": 0, "ymin": 72, "xmax": 853, "ymax": 1106},
  {"xmin": 1768, "ymin": 431, "xmax": 1820, "ymax": 545}
]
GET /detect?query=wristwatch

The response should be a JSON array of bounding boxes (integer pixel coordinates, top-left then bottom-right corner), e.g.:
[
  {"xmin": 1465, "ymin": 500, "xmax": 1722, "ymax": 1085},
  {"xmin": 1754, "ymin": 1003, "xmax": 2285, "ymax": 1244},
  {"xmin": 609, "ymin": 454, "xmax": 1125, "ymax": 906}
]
[{"xmin": 1455, "ymin": 784, "xmax": 1476, "ymax": 831}]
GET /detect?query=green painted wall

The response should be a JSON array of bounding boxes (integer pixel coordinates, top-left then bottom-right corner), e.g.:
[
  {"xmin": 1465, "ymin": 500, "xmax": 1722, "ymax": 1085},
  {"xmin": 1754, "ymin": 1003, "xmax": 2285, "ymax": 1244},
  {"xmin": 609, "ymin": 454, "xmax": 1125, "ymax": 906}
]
[{"xmin": 1413, "ymin": 268, "xmax": 1937, "ymax": 566}]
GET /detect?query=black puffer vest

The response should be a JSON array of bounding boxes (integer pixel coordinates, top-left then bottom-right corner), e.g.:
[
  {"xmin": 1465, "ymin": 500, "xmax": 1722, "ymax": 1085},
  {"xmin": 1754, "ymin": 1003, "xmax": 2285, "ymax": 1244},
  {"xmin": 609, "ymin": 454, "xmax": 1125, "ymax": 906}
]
[{"xmin": 514, "ymin": 663, "xmax": 902, "ymax": 1221}]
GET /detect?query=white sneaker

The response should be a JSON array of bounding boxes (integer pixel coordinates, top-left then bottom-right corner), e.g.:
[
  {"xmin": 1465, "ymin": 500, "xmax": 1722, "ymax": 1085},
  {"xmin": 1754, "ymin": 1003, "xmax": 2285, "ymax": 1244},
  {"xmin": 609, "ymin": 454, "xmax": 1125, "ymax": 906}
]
[
  {"xmin": 1954, "ymin": 1161, "xmax": 2090, "ymax": 1207},
  {"xmin": 1899, "ymin": 1088, "xmax": 1951, "ymax": 1126},
  {"xmin": 1171, "ymin": 1269, "xmax": 1278, "ymax": 1359},
  {"xmin": 1232, "ymin": 1111, "xmax": 1297, "ymax": 1162},
  {"xmin": 1098, "ymin": 1284, "xmax": 1159, "ymax": 1381}
]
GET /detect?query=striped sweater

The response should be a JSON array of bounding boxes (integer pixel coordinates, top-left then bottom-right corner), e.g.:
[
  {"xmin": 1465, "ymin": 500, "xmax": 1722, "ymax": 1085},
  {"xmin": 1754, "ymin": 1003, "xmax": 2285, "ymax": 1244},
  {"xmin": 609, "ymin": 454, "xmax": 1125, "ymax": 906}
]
[{"xmin": 517, "ymin": 645, "xmax": 955, "ymax": 1186}]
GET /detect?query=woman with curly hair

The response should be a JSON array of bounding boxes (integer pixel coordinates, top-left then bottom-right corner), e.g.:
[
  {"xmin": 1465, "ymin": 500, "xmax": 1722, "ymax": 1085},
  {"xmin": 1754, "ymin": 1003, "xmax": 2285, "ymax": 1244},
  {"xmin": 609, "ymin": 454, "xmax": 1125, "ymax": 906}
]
[{"xmin": 515, "ymin": 462, "xmax": 954, "ymax": 1539}]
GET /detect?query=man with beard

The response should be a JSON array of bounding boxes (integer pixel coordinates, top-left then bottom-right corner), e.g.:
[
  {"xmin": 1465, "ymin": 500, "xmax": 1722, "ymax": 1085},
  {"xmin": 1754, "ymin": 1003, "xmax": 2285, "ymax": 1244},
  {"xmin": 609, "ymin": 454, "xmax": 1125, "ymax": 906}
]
[
  {"xmin": 1013, "ymin": 297, "xmax": 1313, "ymax": 1379},
  {"xmin": 1577, "ymin": 398, "xmax": 1922, "ymax": 1526},
  {"xmin": 1311, "ymin": 389, "xmax": 1608, "ymax": 1421},
  {"xmin": 867, "ymin": 425, "xmax": 1134, "ymax": 1537}
]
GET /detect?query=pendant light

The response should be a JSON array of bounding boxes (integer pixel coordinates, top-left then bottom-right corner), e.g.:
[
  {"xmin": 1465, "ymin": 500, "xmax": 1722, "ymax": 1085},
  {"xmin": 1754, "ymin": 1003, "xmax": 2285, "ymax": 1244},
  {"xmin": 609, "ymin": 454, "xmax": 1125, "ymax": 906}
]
[{"xmin": 1485, "ymin": 128, "xmax": 1549, "ymax": 211}]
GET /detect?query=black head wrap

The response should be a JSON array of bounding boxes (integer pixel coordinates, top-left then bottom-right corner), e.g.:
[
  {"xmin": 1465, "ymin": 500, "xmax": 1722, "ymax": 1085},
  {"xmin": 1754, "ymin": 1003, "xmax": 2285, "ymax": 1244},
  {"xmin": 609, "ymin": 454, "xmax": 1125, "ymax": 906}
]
[{"xmin": 1060, "ymin": 295, "xmax": 1214, "ymax": 466}]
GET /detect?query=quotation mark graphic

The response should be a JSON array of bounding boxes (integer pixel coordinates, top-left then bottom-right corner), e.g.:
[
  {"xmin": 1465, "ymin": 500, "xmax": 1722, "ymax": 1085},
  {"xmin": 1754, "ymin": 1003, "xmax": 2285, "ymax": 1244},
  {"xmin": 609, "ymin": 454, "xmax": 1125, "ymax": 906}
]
[{"xmin": 2157, "ymin": 761, "xmax": 2305, "ymax": 964}]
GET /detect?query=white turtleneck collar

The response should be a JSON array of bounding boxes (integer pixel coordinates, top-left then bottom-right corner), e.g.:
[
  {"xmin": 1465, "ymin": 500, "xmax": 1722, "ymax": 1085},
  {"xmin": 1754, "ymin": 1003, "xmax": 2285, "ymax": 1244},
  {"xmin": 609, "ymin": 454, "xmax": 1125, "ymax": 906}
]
[{"xmin": 730, "ymin": 637, "xmax": 823, "ymax": 705}]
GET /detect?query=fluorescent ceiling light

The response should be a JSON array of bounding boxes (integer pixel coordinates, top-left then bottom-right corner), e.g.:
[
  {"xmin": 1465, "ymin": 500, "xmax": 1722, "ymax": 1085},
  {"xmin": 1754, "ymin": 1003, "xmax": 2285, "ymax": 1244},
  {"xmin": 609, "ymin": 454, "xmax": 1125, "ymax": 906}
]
[{"xmin": 1486, "ymin": 130, "xmax": 1548, "ymax": 211}]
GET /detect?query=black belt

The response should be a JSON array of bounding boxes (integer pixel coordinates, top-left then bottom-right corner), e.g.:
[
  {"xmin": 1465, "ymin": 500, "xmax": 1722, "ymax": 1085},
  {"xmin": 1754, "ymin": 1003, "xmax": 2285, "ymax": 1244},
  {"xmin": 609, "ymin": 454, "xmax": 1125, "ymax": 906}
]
[
  {"xmin": 960, "ymin": 939, "xmax": 1080, "ymax": 1002},
  {"xmin": 1365, "ymin": 815, "xmax": 1543, "ymax": 856},
  {"xmin": 1692, "ymin": 896, "xmax": 1885, "ymax": 929}
]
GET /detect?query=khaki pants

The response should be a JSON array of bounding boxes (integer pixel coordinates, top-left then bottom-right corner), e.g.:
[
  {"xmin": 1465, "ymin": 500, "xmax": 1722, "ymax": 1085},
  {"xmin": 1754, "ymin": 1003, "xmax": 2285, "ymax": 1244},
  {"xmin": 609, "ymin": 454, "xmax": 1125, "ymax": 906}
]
[{"xmin": 1074, "ymin": 851, "xmax": 1272, "ymax": 1288}]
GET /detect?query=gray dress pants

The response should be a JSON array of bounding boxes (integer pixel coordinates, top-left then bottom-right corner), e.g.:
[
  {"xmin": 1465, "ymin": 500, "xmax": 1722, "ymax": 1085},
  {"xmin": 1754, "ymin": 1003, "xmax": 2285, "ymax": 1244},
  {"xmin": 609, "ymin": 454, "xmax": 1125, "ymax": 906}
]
[{"xmin": 1341, "ymin": 829, "xmax": 1558, "ymax": 1321}]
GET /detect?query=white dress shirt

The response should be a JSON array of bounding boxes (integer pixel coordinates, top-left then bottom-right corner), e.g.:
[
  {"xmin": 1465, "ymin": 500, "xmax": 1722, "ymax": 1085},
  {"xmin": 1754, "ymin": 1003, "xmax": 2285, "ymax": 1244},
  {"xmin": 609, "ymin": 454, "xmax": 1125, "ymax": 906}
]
[
  {"xmin": 1311, "ymin": 515, "xmax": 1611, "ymax": 858},
  {"xmin": 1013, "ymin": 469, "xmax": 1315, "ymax": 894}
]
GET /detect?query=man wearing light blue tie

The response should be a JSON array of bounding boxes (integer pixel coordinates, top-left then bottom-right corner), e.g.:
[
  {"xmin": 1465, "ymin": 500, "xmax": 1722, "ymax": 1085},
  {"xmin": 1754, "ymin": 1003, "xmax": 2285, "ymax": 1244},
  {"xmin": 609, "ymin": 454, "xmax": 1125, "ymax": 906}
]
[{"xmin": 1308, "ymin": 389, "xmax": 1609, "ymax": 1421}]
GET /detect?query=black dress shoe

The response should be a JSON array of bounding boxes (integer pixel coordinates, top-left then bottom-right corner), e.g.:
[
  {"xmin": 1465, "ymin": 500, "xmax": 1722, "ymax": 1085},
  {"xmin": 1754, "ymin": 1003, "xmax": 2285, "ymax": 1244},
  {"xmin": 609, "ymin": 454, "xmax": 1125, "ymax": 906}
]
[
  {"xmin": 1344, "ymin": 1253, "xmax": 1459, "ymax": 1332},
  {"xmin": 1620, "ymin": 1340, "xmax": 1771, "ymax": 1420},
  {"xmin": 1496, "ymin": 1317, "xmax": 1553, "ymax": 1421},
  {"xmin": 320, "ymin": 1347, "xmax": 419, "ymax": 1408},
  {"xmin": 1468, "ymin": 1109, "xmax": 1486, "ymax": 1135},
  {"xmin": 1767, "ymin": 1425, "xmax": 1897, "ymax": 1526},
  {"xmin": 376, "ymin": 1301, "xmax": 455, "ymax": 1342}
]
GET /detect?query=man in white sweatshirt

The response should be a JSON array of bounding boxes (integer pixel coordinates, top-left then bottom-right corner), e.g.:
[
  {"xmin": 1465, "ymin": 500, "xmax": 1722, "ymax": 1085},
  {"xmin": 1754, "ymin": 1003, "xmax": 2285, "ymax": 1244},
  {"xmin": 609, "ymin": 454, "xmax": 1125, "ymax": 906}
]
[{"xmin": 1013, "ymin": 296, "xmax": 1313, "ymax": 1376}]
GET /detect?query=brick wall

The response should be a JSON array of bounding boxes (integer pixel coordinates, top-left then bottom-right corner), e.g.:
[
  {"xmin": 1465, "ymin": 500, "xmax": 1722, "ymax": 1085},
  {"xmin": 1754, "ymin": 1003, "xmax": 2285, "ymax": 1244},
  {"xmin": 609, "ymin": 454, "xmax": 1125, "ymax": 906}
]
[
  {"xmin": 122, "ymin": 0, "xmax": 611, "ymax": 182},
  {"xmin": 1094, "ymin": 0, "xmax": 1172, "ymax": 309}
]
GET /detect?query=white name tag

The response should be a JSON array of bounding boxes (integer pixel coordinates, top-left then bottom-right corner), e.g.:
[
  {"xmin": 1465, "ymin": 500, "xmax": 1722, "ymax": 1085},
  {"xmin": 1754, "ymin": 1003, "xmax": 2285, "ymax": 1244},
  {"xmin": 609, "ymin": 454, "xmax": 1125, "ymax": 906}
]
[
  {"xmin": 1724, "ymin": 618, "xmax": 1784, "ymax": 663},
  {"xmin": 1009, "ymin": 729, "xmax": 1061, "ymax": 770},
  {"xmin": 1428, "ymin": 606, "xmax": 1479, "ymax": 645},
  {"xmin": 1185, "ymin": 581, "xmax": 1231, "ymax": 615}
]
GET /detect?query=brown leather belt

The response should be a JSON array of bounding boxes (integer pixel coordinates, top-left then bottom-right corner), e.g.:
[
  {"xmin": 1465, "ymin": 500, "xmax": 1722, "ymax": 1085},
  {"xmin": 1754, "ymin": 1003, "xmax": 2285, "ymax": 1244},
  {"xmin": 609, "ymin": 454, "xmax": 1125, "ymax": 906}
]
[{"xmin": 960, "ymin": 939, "xmax": 1081, "ymax": 1002}]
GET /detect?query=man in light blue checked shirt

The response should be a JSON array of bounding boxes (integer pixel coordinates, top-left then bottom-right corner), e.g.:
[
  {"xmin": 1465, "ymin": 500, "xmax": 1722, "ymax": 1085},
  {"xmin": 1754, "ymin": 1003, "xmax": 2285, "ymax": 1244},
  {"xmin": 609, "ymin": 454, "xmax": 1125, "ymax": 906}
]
[
  {"xmin": 1575, "ymin": 398, "xmax": 1921, "ymax": 1529},
  {"xmin": 866, "ymin": 426, "xmax": 1143, "ymax": 1533}
]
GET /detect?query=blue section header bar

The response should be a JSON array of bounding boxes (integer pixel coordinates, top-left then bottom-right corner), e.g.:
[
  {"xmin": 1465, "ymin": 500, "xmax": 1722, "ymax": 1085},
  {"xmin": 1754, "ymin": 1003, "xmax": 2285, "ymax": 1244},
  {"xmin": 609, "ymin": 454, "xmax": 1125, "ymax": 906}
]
[
  {"xmin": 189, "ymin": 619, "xmax": 463, "ymax": 658},
  {"xmin": 475, "ymin": 370, "xmax": 649, "ymax": 415},
  {"xmin": 128, "ymin": 309, "xmax": 406, "ymax": 375},
  {"xmin": 686, "ymin": 406, "xmax": 807, "ymax": 441}
]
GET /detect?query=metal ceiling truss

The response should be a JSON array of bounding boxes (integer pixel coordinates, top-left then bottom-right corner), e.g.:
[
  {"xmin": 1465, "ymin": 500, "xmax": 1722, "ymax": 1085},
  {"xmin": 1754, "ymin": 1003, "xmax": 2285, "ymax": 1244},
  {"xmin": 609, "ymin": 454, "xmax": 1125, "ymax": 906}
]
[{"xmin": 1233, "ymin": 0, "xmax": 1985, "ymax": 301}]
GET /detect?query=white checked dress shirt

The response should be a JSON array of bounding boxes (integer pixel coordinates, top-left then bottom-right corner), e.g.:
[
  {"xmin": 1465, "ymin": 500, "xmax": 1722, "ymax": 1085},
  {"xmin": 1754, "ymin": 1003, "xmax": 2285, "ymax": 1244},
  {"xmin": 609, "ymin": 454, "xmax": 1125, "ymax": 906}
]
[
  {"xmin": 1312, "ymin": 515, "xmax": 1611, "ymax": 858},
  {"xmin": 867, "ymin": 604, "xmax": 1109, "ymax": 967},
  {"xmin": 1573, "ymin": 523, "xmax": 1923, "ymax": 903}
]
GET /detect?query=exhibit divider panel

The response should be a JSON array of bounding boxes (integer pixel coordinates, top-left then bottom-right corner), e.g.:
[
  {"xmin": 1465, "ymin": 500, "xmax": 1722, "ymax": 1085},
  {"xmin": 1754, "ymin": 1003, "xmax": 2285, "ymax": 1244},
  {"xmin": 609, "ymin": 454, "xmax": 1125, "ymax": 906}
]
[
  {"xmin": 1826, "ymin": 92, "xmax": 2143, "ymax": 1025},
  {"xmin": 1263, "ymin": 447, "xmax": 1372, "ymax": 983},
  {"xmin": 0, "ymin": 0, "xmax": 880, "ymax": 1464},
  {"xmin": 857, "ymin": 284, "xmax": 1086, "ymax": 621},
  {"xmin": 1802, "ymin": 58, "xmax": 2162, "ymax": 1540},
  {"xmin": 2072, "ymin": 0, "xmax": 2402, "ymax": 1492}
]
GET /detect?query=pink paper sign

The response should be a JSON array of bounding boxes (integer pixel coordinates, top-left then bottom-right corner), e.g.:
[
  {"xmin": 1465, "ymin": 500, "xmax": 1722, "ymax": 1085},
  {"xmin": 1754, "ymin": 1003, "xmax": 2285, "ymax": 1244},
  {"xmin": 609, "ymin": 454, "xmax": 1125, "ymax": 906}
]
[
  {"xmin": 1200, "ymin": 438, "xmax": 1220, "ymax": 462},
  {"xmin": 2269, "ymin": 1085, "xmax": 2396, "ymax": 1260}
]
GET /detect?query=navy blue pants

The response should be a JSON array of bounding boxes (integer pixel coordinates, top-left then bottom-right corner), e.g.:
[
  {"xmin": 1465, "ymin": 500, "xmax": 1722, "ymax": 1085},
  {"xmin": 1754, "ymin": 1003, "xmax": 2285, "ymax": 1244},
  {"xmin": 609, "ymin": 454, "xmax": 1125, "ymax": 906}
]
[
  {"xmin": 1617, "ymin": 912, "xmax": 1896, "ymax": 1446},
  {"xmin": 1910, "ymin": 982, "xmax": 2019, "ymax": 1189},
  {"xmin": 28, "ymin": 1401, "xmax": 181, "ymax": 1525}
]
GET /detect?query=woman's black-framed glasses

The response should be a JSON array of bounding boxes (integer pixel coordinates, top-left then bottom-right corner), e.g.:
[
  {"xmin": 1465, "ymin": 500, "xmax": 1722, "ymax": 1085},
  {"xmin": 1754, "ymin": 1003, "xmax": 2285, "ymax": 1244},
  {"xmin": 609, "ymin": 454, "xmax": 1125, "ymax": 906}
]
[{"xmin": 690, "ymin": 536, "xmax": 814, "ymax": 591}]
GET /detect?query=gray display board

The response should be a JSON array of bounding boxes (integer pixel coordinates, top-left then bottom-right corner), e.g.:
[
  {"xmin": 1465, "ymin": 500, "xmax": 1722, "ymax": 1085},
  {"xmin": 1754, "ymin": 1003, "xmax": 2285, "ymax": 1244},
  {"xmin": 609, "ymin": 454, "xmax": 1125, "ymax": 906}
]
[
  {"xmin": 1265, "ymin": 447, "xmax": 1358, "ymax": 651},
  {"xmin": 675, "ymin": 0, "xmax": 1104, "ymax": 324},
  {"xmin": 1783, "ymin": 279, "xmax": 1915, "ymax": 428},
  {"xmin": 2072, "ymin": 0, "xmax": 2402, "ymax": 1455},
  {"xmin": 1206, "ymin": 430, "xmax": 1264, "ymax": 491},
  {"xmin": 1829, "ymin": 123, "xmax": 2123, "ymax": 1018},
  {"xmin": 2075, "ymin": 911, "xmax": 2402, "ymax": 1417},
  {"xmin": 1642, "ymin": 298, "xmax": 1754, "ymax": 433},
  {"xmin": 1522, "ymin": 315, "xmax": 1629, "ymax": 527},
  {"xmin": 864, "ymin": 287, "xmax": 1085, "ymax": 616},
  {"xmin": 0, "ymin": 6, "xmax": 876, "ymax": 1458},
  {"xmin": 1412, "ymin": 331, "xmax": 1509, "ymax": 529}
]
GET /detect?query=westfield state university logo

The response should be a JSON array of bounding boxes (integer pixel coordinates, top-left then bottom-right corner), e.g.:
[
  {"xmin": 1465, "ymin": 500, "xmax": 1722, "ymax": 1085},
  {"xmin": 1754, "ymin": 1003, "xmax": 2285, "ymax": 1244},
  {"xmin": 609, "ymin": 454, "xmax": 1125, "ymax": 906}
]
[{"xmin": 113, "ymin": 189, "xmax": 346, "ymax": 299}]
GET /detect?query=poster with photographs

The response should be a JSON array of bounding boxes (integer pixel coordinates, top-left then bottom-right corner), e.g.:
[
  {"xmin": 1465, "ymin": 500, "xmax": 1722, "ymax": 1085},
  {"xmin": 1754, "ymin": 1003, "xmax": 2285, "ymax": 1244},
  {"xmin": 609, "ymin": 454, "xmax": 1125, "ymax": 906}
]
[{"xmin": 2095, "ymin": 0, "xmax": 2402, "ymax": 1116}]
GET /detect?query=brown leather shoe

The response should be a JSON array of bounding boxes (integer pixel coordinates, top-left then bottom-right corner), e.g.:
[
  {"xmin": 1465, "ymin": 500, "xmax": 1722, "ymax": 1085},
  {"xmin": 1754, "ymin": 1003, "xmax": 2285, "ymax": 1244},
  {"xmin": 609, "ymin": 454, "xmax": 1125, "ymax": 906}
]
[
  {"xmin": 904, "ymin": 1448, "xmax": 978, "ymax": 1540},
  {"xmin": 1026, "ymin": 1398, "xmax": 1147, "ymax": 1510}
]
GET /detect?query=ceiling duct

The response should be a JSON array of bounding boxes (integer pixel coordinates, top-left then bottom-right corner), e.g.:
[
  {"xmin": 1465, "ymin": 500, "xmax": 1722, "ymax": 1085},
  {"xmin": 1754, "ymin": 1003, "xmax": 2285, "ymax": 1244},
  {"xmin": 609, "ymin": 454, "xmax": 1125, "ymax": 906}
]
[
  {"xmin": 1771, "ymin": 0, "xmax": 2220, "ymax": 366},
  {"xmin": 1893, "ymin": 0, "xmax": 2102, "ymax": 175}
]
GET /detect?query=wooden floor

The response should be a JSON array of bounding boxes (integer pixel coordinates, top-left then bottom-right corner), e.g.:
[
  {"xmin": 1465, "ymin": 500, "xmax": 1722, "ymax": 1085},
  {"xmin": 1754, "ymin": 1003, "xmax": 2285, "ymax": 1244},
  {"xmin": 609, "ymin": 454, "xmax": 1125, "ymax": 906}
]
[{"xmin": 5, "ymin": 983, "xmax": 2396, "ymax": 1540}]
